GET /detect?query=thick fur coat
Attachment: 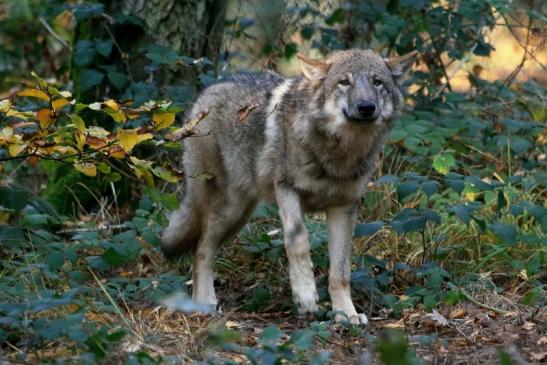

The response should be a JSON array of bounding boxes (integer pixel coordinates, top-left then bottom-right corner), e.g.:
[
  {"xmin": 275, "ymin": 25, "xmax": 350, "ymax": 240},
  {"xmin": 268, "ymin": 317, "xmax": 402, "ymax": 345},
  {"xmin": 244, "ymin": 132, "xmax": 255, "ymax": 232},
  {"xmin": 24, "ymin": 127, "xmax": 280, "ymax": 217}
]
[{"xmin": 162, "ymin": 49, "xmax": 417, "ymax": 324}]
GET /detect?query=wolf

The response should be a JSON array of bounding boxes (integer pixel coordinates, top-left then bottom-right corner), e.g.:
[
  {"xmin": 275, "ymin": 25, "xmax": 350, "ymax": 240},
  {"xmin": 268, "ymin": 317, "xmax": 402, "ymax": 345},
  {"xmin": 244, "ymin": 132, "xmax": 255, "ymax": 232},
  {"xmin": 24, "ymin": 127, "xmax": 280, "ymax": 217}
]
[{"xmin": 162, "ymin": 49, "xmax": 417, "ymax": 325}]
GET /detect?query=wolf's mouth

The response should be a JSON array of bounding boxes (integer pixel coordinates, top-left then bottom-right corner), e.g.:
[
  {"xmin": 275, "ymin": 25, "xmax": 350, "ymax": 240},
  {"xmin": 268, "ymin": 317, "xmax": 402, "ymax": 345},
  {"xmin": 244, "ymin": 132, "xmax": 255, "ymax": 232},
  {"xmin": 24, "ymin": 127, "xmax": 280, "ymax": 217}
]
[{"xmin": 343, "ymin": 109, "xmax": 378, "ymax": 123}]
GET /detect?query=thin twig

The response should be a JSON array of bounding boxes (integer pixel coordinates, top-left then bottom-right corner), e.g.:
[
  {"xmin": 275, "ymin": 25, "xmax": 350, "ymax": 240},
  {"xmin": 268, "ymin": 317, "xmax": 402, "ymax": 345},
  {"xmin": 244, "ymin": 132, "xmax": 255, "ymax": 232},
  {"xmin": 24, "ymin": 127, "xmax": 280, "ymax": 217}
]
[
  {"xmin": 39, "ymin": 17, "xmax": 71, "ymax": 51},
  {"xmin": 446, "ymin": 282, "xmax": 511, "ymax": 315}
]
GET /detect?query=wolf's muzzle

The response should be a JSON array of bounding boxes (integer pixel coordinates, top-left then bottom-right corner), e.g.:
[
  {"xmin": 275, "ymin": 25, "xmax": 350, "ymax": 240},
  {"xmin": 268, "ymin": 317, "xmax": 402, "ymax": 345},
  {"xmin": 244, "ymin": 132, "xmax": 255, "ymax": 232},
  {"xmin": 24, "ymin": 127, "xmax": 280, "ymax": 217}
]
[{"xmin": 343, "ymin": 100, "xmax": 379, "ymax": 123}]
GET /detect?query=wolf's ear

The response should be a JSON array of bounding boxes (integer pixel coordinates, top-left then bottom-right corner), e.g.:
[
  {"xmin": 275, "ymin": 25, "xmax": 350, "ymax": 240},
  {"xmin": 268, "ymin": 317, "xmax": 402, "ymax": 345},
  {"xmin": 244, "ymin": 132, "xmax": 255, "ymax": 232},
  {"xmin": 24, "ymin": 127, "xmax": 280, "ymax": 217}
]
[
  {"xmin": 297, "ymin": 53, "xmax": 332, "ymax": 81},
  {"xmin": 385, "ymin": 50, "xmax": 418, "ymax": 86}
]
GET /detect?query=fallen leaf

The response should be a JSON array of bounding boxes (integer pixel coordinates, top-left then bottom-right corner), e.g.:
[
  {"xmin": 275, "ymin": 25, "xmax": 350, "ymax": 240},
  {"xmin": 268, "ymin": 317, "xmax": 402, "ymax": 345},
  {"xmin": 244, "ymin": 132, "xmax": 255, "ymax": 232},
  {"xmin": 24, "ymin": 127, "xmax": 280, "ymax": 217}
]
[
  {"xmin": 530, "ymin": 352, "xmax": 546, "ymax": 362},
  {"xmin": 425, "ymin": 309, "xmax": 449, "ymax": 326},
  {"xmin": 449, "ymin": 308, "xmax": 466, "ymax": 319},
  {"xmin": 522, "ymin": 321, "xmax": 535, "ymax": 330},
  {"xmin": 225, "ymin": 320, "xmax": 240, "ymax": 329},
  {"xmin": 236, "ymin": 103, "xmax": 259, "ymax": 123},
  {"xmin": 384, "ymin": 319, "xmax": 405, "ymax": 329},
  {"xmin": 538, "ymin": 336, "xmax": 547, "ymax": 345},
  {"xmin": 167, "ymin": 109, "xmax": 208, "ymax": 141}
]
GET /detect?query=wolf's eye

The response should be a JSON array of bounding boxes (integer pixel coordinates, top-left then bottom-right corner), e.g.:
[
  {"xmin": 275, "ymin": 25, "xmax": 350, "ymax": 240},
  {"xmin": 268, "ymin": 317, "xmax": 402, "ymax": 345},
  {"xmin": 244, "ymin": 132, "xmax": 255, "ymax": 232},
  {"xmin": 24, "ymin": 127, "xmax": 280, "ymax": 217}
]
[
  {"xmin": 339, "ymin": 79, "xmax": 350, "ymax": 86},
  {"xmin": 372, "ymin": 78, "xmax": 383, "ymax": 87}
]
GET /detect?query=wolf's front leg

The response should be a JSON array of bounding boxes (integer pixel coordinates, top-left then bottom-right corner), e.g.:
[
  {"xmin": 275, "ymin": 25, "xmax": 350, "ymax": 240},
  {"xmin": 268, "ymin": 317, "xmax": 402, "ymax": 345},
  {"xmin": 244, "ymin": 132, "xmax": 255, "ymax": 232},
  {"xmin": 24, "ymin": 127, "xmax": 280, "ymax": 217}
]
[
  {"xmin": 275, "ymin": 184, "xmax": 319, "ymax": 314},
  {"xmin": 326, "ymin": 205, "xmax": 368, "ymax": 325}
]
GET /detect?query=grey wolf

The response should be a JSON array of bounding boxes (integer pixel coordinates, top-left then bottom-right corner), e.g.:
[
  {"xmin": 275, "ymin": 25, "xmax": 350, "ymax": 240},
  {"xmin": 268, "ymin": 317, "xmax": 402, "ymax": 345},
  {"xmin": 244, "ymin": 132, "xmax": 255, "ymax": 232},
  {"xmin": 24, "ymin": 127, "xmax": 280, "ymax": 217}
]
[{"xmin": 162, "ymin": 49, "xmax": 417, "ymax": 325}]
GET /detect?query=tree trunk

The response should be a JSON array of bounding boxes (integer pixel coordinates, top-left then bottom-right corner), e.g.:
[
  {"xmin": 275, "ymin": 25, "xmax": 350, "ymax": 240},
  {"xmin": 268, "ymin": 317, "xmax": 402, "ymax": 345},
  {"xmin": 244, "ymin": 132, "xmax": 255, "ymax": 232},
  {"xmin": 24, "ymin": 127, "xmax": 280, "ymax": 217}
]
[{"xmin": 72, "ymin": 0, "xmax": 227, "ymax": 100}]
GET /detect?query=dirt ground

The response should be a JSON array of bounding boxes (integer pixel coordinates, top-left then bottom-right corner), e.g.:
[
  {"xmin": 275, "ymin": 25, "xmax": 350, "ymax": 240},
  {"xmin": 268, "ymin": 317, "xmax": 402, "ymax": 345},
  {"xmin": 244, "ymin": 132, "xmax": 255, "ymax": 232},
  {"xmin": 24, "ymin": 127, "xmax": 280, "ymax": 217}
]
[{"xmin": 116, "ymin": 300, "xmax": 545, "ymax": 364}]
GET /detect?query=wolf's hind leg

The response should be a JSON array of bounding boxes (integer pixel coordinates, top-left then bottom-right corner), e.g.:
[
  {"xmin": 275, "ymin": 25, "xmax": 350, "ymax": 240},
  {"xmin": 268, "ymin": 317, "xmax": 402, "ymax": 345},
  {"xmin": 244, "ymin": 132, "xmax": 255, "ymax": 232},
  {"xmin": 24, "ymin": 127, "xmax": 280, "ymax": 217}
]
[
  {"xmin": 192, "ymin": 192, "xmax": 254, "ymax": 309},
  {"xmin": 326, "ymin": 204, "xmax": 368, "ymax": 325},
  {"xmin": 275, "ymin": 184, "xmax": 318, "ymax": 314}
]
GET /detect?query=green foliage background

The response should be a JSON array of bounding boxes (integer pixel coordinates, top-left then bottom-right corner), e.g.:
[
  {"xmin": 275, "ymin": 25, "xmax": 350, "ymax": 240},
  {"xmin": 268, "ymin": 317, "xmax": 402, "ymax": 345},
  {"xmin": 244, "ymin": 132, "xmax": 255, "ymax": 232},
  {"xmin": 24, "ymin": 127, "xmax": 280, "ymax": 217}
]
[{"xmin": 0, "ymin": 0, "xmax": 545, "ymax": 363}]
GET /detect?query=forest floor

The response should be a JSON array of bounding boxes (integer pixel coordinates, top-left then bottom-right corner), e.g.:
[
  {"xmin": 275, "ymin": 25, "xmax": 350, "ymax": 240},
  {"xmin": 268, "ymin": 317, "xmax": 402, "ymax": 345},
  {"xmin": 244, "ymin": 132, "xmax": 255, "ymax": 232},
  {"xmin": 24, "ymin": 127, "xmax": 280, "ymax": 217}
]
[
  {"xmin": 95, "ymin": 296, "xmax": 546, "ymax": 364},
  {"xmin": 83, "ymin": 245, "xmax": 546, "ymax": 365}
]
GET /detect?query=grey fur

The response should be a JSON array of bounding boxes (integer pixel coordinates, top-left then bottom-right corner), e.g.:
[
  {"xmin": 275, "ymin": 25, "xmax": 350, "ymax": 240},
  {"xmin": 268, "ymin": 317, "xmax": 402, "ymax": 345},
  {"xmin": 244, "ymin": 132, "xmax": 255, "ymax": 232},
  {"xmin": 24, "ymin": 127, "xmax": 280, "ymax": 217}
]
[{"xmin": 162, "ymin": 49, "xmax": 417, "ymax": 324}]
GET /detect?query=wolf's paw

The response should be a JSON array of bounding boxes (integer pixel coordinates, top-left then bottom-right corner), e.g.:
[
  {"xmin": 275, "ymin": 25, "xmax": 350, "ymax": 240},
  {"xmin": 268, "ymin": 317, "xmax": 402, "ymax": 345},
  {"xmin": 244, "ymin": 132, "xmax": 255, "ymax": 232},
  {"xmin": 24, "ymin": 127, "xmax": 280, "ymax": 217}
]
[
  {"xmin": 334, "ymin": 312, "xmax": 368, "ymax": 326},
  {"xmin": 295, "ymin": 291, "xmax": 319, "ymax": 314}
]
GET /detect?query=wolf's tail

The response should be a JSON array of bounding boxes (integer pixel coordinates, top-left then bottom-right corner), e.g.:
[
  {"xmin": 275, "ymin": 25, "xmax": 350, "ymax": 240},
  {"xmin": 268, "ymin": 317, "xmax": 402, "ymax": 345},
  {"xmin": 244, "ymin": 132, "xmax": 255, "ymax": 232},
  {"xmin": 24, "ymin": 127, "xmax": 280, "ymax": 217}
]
[{"xmin": 161, "ymin": 194, "xmax": 202, "ymax": 257}]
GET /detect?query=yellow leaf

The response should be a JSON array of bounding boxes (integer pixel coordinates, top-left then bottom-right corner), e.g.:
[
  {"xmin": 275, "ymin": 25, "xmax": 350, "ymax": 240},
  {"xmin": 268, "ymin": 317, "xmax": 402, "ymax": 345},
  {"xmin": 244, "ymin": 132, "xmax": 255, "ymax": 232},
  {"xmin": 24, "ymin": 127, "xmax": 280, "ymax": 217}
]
[
  {"xmin": 136, "ymin": 132, "xmax": 154, "ymax": 143},
  {"xmin": 0, "ymin": 127, "xmax": 14, "ymax": 145},
  {"xmin": 117, "ymin": 128, "xmax": 138, "ymax": 153},
  {"xmin": 59, "ymin": 91, "xmax": 72, "ymax": 98},
  {"xmin": 108, "ymin": 145, "xmax": 126, "ymax": 159},
  {"xmin": 129, "ymin": 156, "xmax": 153, "ymax": 170},
  {"xmin": 104, "ymin": 99, "xmax": 127, "ymax": 123},
  {"xmin": 0, "ymin": 99, "xmax": 11, "ymax": 112},
  {"xmin": 104, "ymin": 99, "xmax": 119, "ymax": 110},
  {"xmin": 74, "ymin": 162, "xmax": 97, "ymax": 177},
  {"xmin": 132, "ymin": 165, "xmax": 154, "ymax": 186},
  {"xmin": 69, "ymin": 114, "xmax": 86, "ymax": 133},
  {"xmin": 152, "ymin": 111, "xmax": 176, "ymax": 130},
  {"xmin": 37, "ymin": 109, "xmax": 54, "ymax": 129},
  {"xmin": 52, "ymin": 98, "xmax": 70, "ymax": 111},
  {"xmin": 6, "ymin": 109, "xmax": 33, "ymax": 120},
  {"xmin": 17, "ymin": 88, "xmax": 49, "ymax": 101},
  {"xmin": 8, "ymin": 143, "xmax": 26, "ymax": 157},
  {"xmin": 75, "ymin": 131, "xmax": 86, "ymax": 151}
]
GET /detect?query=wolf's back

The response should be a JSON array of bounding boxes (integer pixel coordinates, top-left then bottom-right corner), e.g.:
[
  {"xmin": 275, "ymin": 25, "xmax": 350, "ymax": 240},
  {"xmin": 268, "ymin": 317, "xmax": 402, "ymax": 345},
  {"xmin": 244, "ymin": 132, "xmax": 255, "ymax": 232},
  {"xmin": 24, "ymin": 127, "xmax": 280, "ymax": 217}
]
[{"xmin": 161, "ymin": 72, "xmax": 285, "ymax": 257}]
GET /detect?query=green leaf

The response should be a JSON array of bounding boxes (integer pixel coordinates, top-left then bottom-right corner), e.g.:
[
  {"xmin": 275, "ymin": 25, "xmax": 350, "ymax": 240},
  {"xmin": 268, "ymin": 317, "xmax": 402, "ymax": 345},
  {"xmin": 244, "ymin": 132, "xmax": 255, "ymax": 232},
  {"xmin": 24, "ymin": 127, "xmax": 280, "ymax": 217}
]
[
  {"xmin": 107, "ymin": 71, "xmax": 126, "ymax": 90},
  {"xmin": 159, "ymin": 193, "xmax": 179, "ymax": 210},
  {"xmin": 443, "ymin": 290, "xmax": 461, "ymax": 305},
  {"xmin": 487, "ymin": 222, "xmax": 517, "ymax": 245},
  {"xmin": 106, "ymin": 329, "xmax": 126, "ymax": 342},
  {"xmin": 421, "ymin": 181, "xmax": 438, "ymax": 197},
  {"xmin": 23, "ymin": 213, "xmax": 51, "ymax": 226},
  {"xmin": 80, "ymin": 69, "xmax": 104, "ymax": 91},
  {"xmin": 497, "ymin": 348, "xmax": 516, "ymax": 365},
  {"xmin": 0, "ymin": 186, "xmax": 31, "ymax": 210},
  {"xmin": 397, "ymin": 182, "xmax": 420, "ymax": 201},
  {"xmin": 101, "ymin": 247, "xmax": 126, "ymax": 267},
  {"xmin": 95, "ymin": 40, "xmax": 113, "ymax": 57},
  {"xmin": 46, "ymin": 251, "xmax": 65, "ymax": 271},
  {"xmin": 433, "ymin": 153, "xmax": 456, "ymax": 175},
  {"xmin": 325, "ymin": 8, "xmax": 344, "ymax": 25},
  {"xmin": 259, "ymin": 325, "xmax": 281, "ymax": 343},
  {"xmin": 354, "ymin": 221, "xmax": 384, "ymax": 237},
  {"xmin": 521, "ymin": 287, "xmax": 543, "ymax": 305}
]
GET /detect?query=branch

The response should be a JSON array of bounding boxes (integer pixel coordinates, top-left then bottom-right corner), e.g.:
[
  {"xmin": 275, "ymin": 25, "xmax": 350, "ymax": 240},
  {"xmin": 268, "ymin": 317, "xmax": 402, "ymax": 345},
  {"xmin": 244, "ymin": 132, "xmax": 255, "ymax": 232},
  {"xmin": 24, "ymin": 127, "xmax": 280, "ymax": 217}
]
[
  {"xmin": 446, "ymin": 282, "xmax": 511, "ymax": 315},
  {"xmin": 39, "ymin": 17, "xmax": 71, "ymax": 51}
]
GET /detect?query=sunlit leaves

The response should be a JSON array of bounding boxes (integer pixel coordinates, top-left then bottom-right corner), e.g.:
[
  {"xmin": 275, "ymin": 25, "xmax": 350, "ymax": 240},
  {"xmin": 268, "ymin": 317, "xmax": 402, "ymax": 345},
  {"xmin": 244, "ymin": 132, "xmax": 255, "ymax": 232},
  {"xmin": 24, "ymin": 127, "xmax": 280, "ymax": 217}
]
[
  {"xmin": 117, "ymin": 128, "xmax": 138, "ymax": 153},
  {"xmin": 152, "ymin": 111, "xmax": 176, "ymax": 130},
  {"xmin": 74, "ymin": 162, "xmax": 97, "ymax": 177},
  {"xmin": 1, "ymin": 75, "xmax": 184, "ymax": 186},
  {"xmin": 17, "ymin": 88, "xmax": 49, "ymax": 101}
]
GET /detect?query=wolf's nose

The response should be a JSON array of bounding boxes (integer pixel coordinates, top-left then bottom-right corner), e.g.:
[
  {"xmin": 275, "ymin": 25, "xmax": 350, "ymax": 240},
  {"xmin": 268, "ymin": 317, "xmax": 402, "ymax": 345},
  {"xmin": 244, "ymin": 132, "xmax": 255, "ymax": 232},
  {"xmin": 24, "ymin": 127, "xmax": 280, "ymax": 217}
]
[{"xmin": 356, "ymin": 101, "xmax": 376, "ymax": 118}]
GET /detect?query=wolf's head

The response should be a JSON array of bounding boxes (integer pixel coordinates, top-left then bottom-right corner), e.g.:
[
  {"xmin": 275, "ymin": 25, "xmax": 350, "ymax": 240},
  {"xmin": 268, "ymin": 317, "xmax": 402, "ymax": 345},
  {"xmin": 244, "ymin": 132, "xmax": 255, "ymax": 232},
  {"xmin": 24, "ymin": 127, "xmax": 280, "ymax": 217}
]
[{"xmin": 297, "ymin": 49, "xmax": 417, "ymax": 130}]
